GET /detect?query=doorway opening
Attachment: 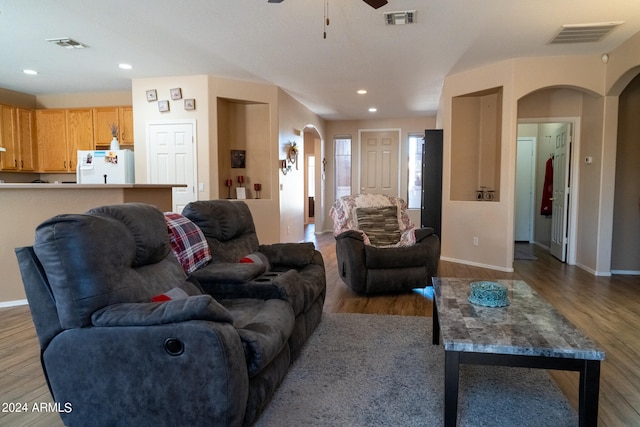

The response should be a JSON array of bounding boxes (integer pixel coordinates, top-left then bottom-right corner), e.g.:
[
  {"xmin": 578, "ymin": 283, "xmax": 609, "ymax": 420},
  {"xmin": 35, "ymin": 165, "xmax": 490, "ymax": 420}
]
[
  {"xmin": 303, "ymin": 125, "xmax": 323, "ymax": 231},
  {"xmin": 516, "ymin": 119, "xmax": 580, "ymax": 264}
]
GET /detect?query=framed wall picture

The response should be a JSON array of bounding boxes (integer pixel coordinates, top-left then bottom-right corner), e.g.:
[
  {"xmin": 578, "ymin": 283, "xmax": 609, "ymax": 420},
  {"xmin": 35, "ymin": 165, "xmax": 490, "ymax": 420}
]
[
  {"xmin": 158, "ymin": 100, "xmax": 170, "ymax": 112},
  {"xmin": 231, "ymin": 150, "xmax": 246, "ymax": 168},
  {"xmin": 146, "ymin": 89, "xmax": 158, "ymax": 102},
  {"xmin": 184, "ymin": 98, "xmax": 196, "ymax": 110},
  {"xmin": 170, "ymin": 88, "xmax": 182, "ymax": 100}
]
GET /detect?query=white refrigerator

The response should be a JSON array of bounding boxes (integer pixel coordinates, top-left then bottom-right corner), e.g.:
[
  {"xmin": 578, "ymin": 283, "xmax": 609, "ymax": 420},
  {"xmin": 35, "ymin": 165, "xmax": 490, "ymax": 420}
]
[{"xmin": 76, "ymin": 150, "xmax": 135, "ymax": 184}]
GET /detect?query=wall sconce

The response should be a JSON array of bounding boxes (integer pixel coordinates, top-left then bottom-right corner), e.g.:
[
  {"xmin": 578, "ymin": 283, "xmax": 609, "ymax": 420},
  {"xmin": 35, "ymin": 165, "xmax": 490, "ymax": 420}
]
[
  {"xmin": 280, "ymin": 159, "xmax": 292, "ymax": 175},
  {"xmin": 287, "ymin": 142, "xmax": 299, "ymax": 169}
]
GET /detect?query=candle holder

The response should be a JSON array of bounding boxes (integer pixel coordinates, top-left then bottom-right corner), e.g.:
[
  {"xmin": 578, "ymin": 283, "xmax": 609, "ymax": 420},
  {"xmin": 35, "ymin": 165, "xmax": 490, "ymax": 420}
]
[
  {"xmin": 225, "ymin": 179, "xmax": 233, "ymax": 199},
  {"xmin": 254, "ymin": 183, "xmax": 262, "ymax": 199},
  {"xmin": 237, "ymin": 175, "xmax": 244, "ymax": 187}
]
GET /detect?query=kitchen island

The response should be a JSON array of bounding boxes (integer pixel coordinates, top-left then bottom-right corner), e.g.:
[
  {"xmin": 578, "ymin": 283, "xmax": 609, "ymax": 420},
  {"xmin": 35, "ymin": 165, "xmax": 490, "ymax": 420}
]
[{"xmin": 1, "ymin": 184, "xmax": 183, "ymax": 305}]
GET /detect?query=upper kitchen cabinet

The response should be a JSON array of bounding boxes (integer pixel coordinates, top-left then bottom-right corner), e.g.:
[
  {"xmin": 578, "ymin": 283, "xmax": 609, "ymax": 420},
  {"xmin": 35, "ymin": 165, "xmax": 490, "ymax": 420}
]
[
  {"xmin": 93, "ymin": 106, "xmax": 134, "ymax": 148},
  {"xmin": 0, "ymin": 105, "xmax": 18, "ymax": 171},
  {"xmin": 37, "ymin": 108, "xmax": 94, "ymax": 172},
  {"xmin": 36, "ymin": 109, "xmax": 68, "ymax": 172},
  {"xmin": 67, "ymin": 108, "xmax": 94, "ymax": 155},
  {"xmin": 119, "ymin": 106, "xmax": 134, "ymax": 145},
  {"xmin": 17, "ymin": 108, "xmax": 37, "ymax": 171}
]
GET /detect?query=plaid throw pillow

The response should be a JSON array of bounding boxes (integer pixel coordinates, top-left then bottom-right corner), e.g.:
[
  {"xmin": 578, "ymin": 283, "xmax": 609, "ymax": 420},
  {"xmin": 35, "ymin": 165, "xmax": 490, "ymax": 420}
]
[{"xmin": 165, "ymin": 213, "xmax": 212, "ymax": 274}]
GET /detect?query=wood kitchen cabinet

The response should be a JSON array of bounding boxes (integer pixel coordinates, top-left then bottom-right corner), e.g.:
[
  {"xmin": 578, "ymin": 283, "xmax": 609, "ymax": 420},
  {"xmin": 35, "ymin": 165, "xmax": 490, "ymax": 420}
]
[
  {"xmin": 17, "ymin": 108, "xmax": 37, "ymax": 171},
  {"xmin": 37, "ymin": 109, "xmax": 68, "ymax": 172},
  {"xmin": 0, "ymin": 105, "xmax": 38, "ymax": 172},
  {"xmin": 67, "ymin": 108, "xmax": 94, "ymax": 160},
  {"xmin": 119, "ymin": 106, "xmax": 134, "ymax": 145},
  {"xmin": 0, "ymin": 105, "xmax": 18, "ymax": 171},
  {"xmin": 37, "ymin": 108, "xmax": 94, "ymax": 172},
  {"xmin": 93, "ymin": 106, "xmax": 133, "ymax": 147}
]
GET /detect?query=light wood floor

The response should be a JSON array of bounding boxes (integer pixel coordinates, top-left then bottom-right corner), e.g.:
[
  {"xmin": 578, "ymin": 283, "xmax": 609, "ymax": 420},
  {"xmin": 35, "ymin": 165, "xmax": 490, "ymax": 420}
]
[{"xmin": 2, "ymin": 227, "xmax": 639, "ymax": 426}]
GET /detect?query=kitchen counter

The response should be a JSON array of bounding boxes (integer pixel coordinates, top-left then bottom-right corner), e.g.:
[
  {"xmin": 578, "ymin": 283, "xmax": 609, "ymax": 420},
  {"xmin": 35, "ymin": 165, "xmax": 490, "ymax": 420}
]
[
  {"xmin": 0, "ymin": 184, "xmax": 184, "ymax": 305},
  {"xmin": 0, "ymin": 183, "xmax": 181, "ymax": 189}
]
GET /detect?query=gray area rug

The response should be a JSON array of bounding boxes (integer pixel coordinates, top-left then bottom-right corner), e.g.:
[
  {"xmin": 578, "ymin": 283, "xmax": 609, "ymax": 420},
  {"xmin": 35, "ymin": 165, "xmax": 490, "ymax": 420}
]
[{"xmin": 255, "ymin": 313, "xmax": 577, "ymax": 427}]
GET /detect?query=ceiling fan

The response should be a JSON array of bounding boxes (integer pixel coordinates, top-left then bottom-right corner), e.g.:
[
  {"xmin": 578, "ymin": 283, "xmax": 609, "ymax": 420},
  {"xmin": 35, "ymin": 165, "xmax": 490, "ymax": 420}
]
[{"xmin": 267, "ymin": 0, "xmax": 388, "ymax": 9}]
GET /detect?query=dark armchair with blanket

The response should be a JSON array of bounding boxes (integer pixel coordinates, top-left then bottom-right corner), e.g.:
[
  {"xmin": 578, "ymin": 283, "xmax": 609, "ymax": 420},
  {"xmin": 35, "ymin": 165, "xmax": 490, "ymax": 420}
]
[{"xmin": 330, "ymin": 194, "xmax": 440, "ymax": 294}]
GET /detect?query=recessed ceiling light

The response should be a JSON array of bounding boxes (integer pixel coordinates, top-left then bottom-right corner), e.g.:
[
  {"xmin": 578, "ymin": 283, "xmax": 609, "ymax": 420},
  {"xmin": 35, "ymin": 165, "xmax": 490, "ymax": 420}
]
[
  {"xmin": 23, "ymin": 69, "xmax": 38, "ymax": 75},
  {"xmin": 357, "ymin": 89, "xmax": 367, "ymax": 95},
  {"xmin": 118, "ymin": 63, "xmax": 132, "ymax": 70},
  {"xmin": 368, "ymin": 107, "xmax": 378, "ymax": 113}
]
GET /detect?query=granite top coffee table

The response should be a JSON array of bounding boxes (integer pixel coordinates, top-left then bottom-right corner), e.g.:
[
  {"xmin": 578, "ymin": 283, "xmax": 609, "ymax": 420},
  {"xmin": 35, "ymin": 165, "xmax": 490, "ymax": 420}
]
[{"xmin": 432, "ymin": 277, "xmax": 605, "ymax": 427}]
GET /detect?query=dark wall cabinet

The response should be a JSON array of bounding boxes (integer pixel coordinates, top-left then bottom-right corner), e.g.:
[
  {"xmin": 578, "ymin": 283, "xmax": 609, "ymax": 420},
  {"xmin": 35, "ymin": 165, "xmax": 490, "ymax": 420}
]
[{"xmin": 421, "ymin": 129, "xmax": 443, "ymax": 238}]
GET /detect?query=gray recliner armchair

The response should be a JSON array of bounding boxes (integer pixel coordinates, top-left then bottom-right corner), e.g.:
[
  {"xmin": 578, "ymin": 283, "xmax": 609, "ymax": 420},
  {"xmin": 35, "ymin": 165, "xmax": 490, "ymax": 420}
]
[{"xmin": 330, "ymin": 194, "xmax": 440, "ymax": 294}]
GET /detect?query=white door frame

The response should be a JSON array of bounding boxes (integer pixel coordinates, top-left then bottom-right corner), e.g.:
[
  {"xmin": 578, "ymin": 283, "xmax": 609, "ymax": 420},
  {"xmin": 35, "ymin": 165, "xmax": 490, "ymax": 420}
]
[
  {"xmin": 357, "ymin": 128, "xmax": 402, "ymax": 196},
  {"xmin": 145, "ymin": 119, "xmax": 198, "ymax": 212},
  {"xmin": 517, "ymin": 117, "xmax": 580, "ymax": 265}
]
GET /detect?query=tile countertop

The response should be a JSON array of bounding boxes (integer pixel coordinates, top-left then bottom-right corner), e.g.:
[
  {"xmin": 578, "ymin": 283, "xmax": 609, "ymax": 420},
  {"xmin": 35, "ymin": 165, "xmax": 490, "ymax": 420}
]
[{"xmin": 433, "ymin": 278, "xmax": 605, "ymax": 360}]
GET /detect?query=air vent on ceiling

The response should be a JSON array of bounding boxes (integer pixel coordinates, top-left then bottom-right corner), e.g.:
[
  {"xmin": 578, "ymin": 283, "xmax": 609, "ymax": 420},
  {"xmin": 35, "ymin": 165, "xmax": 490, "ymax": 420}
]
[
  {"xmin": 549, "ymin": 22, "xmax": 623, "ymax": 44},
  {"xmin": 46, "ymin": 37, "xmax": 90, "ymax": 49},
  {"xmin": 385, "ymin": 10, "xmax": 416, "ymax": 25}
]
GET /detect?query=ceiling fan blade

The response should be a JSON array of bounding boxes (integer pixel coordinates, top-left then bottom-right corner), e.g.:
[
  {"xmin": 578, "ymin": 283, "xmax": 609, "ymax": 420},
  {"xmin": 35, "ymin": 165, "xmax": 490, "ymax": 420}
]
[{"xmin": 362, "ymin": 0, "xmax": 388, "ymax": 9}]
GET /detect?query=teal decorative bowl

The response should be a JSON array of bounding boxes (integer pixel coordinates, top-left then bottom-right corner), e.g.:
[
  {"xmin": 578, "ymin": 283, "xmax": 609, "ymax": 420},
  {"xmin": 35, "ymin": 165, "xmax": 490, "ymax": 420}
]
[{"xmin": 468, "ymin": 281, "xmax": 509, "ymax": 307}]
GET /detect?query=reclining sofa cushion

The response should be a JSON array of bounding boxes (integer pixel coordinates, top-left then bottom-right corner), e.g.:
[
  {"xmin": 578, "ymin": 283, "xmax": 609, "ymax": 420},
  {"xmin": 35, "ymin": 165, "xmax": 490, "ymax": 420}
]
[
  {"xmin": 258, "ymin": 242, "xmax": 317, "ymax": 269},
  {"xmin": 33, "ymin": 203, "xmax": 191, "ymax": 329},
  {"xmin": 91, "ymin": 294, "xmax": 234, "ymax": 327},
  {"xmin": 221, "ymin": 298, "xmax": 295, "ymax": 377},
  {"xmin": 182, "ymin": 200, "xmax": 259, "ymax": 262},
  {"xmin": 191, "ymin": 262, "xmax": 266, "ymax": 285}
]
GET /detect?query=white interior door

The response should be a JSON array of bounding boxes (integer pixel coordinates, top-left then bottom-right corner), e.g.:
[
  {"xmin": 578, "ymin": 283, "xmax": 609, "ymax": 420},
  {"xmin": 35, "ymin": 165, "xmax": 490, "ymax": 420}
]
[
  {"xmin": 359, "ymin": 130, "xmax": 400, "ymax": 196},
  {"xmin": 550, "ymin": 123, "xmax": 571, "ymax": 261},
  {"xmin": 515, "ymin": 137, "xmax": 535, "ymax": 242},
  {"xmin": 147, "ymin": 120, "xmax": 197, "ymax": 213}
]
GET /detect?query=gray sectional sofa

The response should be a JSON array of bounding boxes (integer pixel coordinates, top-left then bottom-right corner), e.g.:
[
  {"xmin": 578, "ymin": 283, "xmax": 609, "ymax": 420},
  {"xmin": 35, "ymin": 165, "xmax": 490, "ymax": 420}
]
[{"xmin": 15, "ymin": 200, "xmax": 326, "ymax": 427}]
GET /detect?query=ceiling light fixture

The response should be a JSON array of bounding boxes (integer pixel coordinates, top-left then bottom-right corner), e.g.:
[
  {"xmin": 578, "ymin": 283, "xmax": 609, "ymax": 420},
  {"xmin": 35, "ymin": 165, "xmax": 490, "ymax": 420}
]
[
  {"xmin": 23, "ymin": 69, "xmax": 38, "ymax": 75},
  {"xmin": 357, "ymin": 89, "xmax": 367, "ymax": 95},
  {"xmin": 118, "ymin": 63, "xmax": 132, "ymax": 70},
  {"xmin": 368, "ymin": 107, "xmax": 378, "ymax": 113}
]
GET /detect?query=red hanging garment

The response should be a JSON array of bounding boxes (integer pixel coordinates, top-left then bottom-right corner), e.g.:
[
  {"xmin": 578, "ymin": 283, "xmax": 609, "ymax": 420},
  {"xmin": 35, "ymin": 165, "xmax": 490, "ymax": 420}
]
[{"xmin": 540, "ymin": 157, "xmax": 553, "ymax": 215}]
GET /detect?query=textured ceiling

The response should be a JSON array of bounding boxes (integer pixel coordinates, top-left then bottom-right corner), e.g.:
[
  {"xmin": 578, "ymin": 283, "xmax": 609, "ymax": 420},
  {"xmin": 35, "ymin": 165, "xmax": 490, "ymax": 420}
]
[{"xmin": 0, "ymin": 0, "xmax": 639, "ymax": 120}]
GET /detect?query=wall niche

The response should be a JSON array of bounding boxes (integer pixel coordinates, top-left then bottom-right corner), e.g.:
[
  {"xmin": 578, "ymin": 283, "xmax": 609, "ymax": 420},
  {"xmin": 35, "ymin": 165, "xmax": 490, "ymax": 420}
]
[
  {"xmin": 217, "ymin": 97, "xmax": 270, "ymax": 199},
  {"xmin": 450, "ymin": 87, "xmax": 502, "ymax": 202}
]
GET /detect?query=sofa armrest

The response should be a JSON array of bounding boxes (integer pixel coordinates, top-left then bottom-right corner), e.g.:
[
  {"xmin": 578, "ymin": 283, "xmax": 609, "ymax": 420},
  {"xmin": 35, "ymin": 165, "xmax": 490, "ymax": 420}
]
[
  {"xmin": 334, "ymin": 230, "xmax": 368, "ymax": 293},
  {"xmin": 91, "ymin": 295, "xmax": 233, "ymax": 327},
  {"xmin": 258, "ymin": 242, "xmax": 319, "ymax": 268},
  {"xmin": 415, "ymin": 227, "xmax": 435, "ymax": 242}
]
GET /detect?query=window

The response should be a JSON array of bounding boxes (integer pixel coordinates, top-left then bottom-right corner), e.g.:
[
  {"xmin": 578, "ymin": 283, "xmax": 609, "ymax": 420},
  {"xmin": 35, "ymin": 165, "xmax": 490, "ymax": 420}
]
[
  {"xmin": 335, "ymin": 137, "xmax": 352, "ymax": 200},
  {"xmin": 407, "ymin": 134, "xmax": 423, "ymax": 209}
]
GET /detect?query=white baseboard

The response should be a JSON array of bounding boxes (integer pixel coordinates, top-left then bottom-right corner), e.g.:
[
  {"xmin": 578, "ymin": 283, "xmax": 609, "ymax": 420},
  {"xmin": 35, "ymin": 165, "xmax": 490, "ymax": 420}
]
[
  {"xmin": 440, "ymin": 256, "xmax": 514, "ymax": 273},
  {"xmin": 611, "ymin": 270, "xmax": 640, "ymax": 275},
  {"xmin": 0, "ymin": 299, "xmax": 28, "ymax": 308}
]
